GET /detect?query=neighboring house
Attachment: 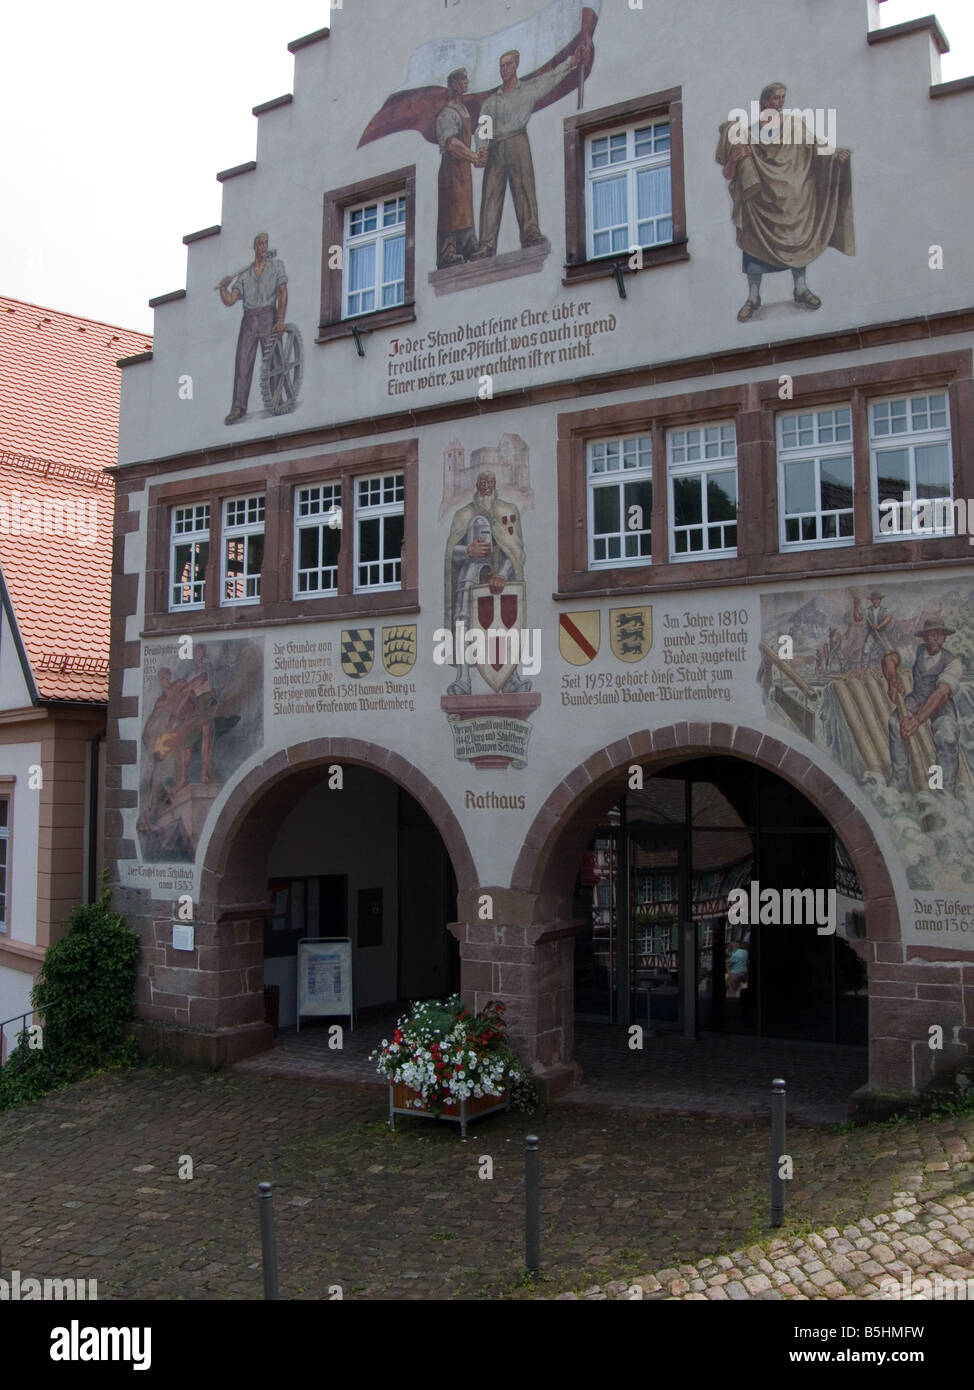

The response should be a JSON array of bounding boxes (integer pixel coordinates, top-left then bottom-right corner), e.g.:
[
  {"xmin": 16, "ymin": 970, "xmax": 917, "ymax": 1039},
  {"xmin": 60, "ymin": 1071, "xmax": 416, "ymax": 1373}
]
[
  {"xmin": 111, "ymin": 1, "xmax": 974, "ymax": 1111},
  {"xmin": 0, "ymin": 296, "xmax": 150, "ymax": 1046}
]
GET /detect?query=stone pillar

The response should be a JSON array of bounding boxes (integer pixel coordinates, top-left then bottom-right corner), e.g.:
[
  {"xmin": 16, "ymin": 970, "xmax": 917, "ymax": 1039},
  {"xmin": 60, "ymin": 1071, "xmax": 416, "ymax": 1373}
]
[
  {"xmin": 450, "ymin": 889, "xmax": 582, "ymax": 1096},
  {"xmin": 132, "ymin": 905, "xmax": 272, "ymax": 1067}
]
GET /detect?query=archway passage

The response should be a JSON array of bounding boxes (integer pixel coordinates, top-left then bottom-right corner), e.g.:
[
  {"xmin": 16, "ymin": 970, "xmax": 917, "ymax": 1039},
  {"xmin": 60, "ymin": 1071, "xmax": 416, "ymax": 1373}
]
[
  {"xmin": 199, "ymin": 754, "xmax": 463, "ymax": 1056},
  {"xmin": 572, "ymin": 757, "xmax": 868, "ymax": 1047}
]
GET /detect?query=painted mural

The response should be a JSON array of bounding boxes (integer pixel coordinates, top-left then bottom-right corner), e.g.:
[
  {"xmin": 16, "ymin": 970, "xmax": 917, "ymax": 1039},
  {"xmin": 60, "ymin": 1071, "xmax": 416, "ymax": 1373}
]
[
  {"xmin": 716, "ymin": 82, "xmax": 854, "ymax": 323},
  {"xmin": 760, "ymin": 581, "xmax": 974, "ymax": 891},
  {"xmin": 439, "ymin": 441, "xmax": 540, "ymax": 768},
  {"xmin": 138, "ymin": 638, "xmax": 264, "ymax": 863},
  {"xmin": 359, "ymin": 0, "xmax": 598, "ymax": 281},
  {"xmin": 217, "ymin": 233, "xmax": 303, "ymax": 425}
]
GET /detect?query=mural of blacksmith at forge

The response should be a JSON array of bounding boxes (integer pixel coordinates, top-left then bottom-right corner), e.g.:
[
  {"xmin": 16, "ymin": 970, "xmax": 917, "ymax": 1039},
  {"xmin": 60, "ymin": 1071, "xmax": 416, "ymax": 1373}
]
[
  {"xmin": 137, "ymin": 638, "xmax": 263, "ymax": 863},
  {"xmin": 759, "ymin": 581, "xmax": 974, "ymax": 890}
]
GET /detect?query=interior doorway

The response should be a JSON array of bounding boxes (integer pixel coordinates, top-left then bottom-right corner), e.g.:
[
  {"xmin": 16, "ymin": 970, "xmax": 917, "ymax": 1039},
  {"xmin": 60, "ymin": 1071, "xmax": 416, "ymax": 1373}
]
[{"xmin": 572, "ymin": 757, "xmax": 868, "ymax": 1044}]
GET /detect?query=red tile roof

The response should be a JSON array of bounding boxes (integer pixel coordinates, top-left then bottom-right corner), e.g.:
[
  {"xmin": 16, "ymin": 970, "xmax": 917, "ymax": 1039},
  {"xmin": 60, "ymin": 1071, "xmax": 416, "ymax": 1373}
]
[
  {"xmin": 0, "ymin": 297, "xmax": 151, "ymax": 703},
  {"xmin": 0, "ymin": 297, "xmax": 151, "ymax": 470}
]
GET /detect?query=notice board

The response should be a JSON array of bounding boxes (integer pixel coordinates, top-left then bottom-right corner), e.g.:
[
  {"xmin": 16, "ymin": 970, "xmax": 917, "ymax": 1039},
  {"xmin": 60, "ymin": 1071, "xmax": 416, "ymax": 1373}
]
[{"xmin": 296, "ymin": 937, "xmax": 353, "ymax": 1031}]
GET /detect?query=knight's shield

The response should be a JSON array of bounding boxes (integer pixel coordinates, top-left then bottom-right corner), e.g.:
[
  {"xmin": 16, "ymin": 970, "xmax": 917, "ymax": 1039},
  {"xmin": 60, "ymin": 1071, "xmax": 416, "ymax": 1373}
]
[{"xmin": 469, "ymin": 581, "xmax": 525, "ymax": 693}]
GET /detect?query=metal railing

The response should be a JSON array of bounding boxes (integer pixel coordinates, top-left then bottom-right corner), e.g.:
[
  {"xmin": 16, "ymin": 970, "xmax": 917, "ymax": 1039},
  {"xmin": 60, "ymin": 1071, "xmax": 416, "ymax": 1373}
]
[{"xmin": 0, "ymin": 1009, "xmax": 42, "ymax": 1067}]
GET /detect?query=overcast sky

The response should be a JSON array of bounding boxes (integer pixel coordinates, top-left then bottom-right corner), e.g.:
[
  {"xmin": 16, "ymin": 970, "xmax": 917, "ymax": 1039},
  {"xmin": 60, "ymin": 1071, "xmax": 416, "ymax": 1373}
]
[{"xmin": 2, "ymin": 0, "xmax": 970, "ymax": 334}]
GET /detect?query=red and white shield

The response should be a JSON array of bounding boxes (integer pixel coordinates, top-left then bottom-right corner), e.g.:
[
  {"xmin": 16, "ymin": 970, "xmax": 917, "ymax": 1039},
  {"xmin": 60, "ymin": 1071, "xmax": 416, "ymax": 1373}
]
[{"xmin": 469, "ymin": 581, "xmax": 525, "ymax": 693}]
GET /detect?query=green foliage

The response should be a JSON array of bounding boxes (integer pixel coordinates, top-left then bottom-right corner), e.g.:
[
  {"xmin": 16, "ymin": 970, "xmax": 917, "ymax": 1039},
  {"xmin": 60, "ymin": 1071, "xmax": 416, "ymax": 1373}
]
[{"xmin": 0, "ymin": 891, "xmax": 141, "ymax": 1111}]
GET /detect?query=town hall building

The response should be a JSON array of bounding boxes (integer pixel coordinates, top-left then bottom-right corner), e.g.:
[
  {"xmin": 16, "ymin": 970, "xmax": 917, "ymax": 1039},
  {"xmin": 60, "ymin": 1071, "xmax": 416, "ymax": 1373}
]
[{"xmin": 110, "ymin": 0, "xmax": 974, "ymax": 1110}]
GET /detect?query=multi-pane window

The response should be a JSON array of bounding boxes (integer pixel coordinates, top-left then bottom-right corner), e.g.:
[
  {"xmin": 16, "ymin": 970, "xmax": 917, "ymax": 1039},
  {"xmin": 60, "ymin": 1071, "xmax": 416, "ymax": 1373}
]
[
  {"xmin": 222, "ymin": 495, "xmax": 265, "ymax": 604},
  {"xmin": 0, "ymin": 797, "xmax": 7, "ymax": 932},
  {"xmin": 170, "ymin": 505, "xmax": 210, "ymax": 610},
  {"xmin": 587, "ymin": 436, "xmax": 653, "ymax": 567},
  {"xmin": 667, "ymin": 424, "xmax": 738, "ymax": 559},
  {"xmin": 777, "ymin": 407, "xmax": 854, "ymax": 549},
  {"xmin": 295, "ymin": 484, "xmax": 342, "ymax": 597},
  {"xmin": 586, "ymin": 121, "xmax": 672, "ymax": 259},
  {"xmin": 344, "ymin": 196, "xmax": 406, "ymax": 318},
  {"xmin": 870, "ymin": 392, "xmax": 953, "ymax": 538},
  {"xmin": 355, "ymin": 473, "xmax": 404, "ymax": 590}
]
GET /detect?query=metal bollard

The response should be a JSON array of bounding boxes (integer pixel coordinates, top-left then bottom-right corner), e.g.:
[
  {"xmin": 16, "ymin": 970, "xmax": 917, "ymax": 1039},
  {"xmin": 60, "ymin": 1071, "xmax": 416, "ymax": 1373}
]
[
  {"xmin": 770, "ymin": 1077, "xmax": 787, "ymax": 1228},
  {"xmin": 258, "ymin": 1181, "xmax": 279, "ymax": 1299},
  {"xmin": 525, "ymin": 1134, "xmax": 540, "ymax": 1280}
]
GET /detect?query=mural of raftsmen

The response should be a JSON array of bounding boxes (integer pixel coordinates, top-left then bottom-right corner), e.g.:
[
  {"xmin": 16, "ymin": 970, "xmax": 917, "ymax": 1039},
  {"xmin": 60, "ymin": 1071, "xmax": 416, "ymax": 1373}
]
[
  {"xmin": 218, "ymin": 233, "xmax": 288, "ymax": 425},
  {"xmin": 716, "ymin": 82, "xmax": 854, "ymax": 322},
  {"xmin": 855, "ymin": 590, "xmax": 893, "ymax": 666},
  {"xmin": 443, "ymin": 470, "xmax": 528, "ymax": 695},
  {"xmin": 882, "ymin": 615, "xmax": 963, "ymax": 795}
]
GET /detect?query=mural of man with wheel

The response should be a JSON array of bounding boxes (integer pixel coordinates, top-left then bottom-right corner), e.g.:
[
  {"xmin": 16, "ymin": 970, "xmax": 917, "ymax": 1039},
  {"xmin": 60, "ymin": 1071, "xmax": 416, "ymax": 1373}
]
[{"xmin": 218, "ymin": 232, "xmax": 300, "ymax": 425}]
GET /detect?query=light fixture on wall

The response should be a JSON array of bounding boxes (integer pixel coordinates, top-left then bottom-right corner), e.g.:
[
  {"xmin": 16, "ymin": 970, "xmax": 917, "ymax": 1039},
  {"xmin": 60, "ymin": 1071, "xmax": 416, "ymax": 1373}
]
[{"xmin": 352, "ymin": 326, "xmax": 366, "ymax": 358}]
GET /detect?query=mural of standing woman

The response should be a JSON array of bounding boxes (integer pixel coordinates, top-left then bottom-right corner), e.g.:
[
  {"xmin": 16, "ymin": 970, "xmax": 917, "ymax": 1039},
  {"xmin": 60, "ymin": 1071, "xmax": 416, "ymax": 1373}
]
[{"xmin": 716, "ymin": 83, "xmax": 854, "ymax": 322}]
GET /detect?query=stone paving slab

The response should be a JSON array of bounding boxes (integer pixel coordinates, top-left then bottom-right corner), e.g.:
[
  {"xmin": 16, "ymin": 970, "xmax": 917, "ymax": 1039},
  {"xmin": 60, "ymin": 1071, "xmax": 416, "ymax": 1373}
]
[
  {"xmin": 561, "ymin": 1185, "xmax": 974, "ymax": 1301},
  {"xmin": 0, "ymin": 1064, "xmax": 970, "ymax": 1300}
]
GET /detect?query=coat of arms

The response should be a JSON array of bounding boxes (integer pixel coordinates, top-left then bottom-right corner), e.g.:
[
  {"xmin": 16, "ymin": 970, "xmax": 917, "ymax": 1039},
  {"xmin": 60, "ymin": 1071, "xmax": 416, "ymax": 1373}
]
[
  {"xmin": 558, "ymin": 611, "xmax": 600, "ymax": 666},
  {"xmin": 469, "ymin": 581, "xmax": 526, "ymax": 694},
  {"xmin": 341, "ymin": 628, "xmax": 375, "ymax": 678},
  {"xmin": 382, "ymin": 625, "xmax": 417, "ymax": 677},
  {"xmin": 610, "ymin": 607, "xmax": 652, "ymax": 663}
]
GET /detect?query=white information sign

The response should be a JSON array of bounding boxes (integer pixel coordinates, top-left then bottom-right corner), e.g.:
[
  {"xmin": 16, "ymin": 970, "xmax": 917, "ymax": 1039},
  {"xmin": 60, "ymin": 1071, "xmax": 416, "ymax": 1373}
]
[{"xmin": 296, "ymin": 938, "xmax": 354, "ymax": 1031}]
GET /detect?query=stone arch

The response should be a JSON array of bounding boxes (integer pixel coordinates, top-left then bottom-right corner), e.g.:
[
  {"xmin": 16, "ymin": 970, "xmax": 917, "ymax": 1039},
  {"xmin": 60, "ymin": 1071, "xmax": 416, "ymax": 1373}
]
[
  {"xmin": 200, "ymin": 737, "xmax": 477, "ymax": 911},
  {"xmin": 513, "ymin": 720, "xmax": 899, "ymax": 945}
]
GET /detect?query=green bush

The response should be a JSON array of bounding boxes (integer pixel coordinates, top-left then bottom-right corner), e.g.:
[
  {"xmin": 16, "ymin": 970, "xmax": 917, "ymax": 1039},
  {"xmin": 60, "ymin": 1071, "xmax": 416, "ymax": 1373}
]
[{"xmin": 0, "ymin": 891, "xmax": 140, "ymax": 1110}]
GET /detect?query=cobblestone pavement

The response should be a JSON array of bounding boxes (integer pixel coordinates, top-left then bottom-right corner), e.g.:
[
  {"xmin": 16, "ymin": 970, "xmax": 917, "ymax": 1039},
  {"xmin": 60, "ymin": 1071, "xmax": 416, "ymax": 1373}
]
[
  {"xmin": 235, "ymin": 1010, "xmax": 867, "ymax": 1124},
  {"xmin": 0, "ymin": 1063, "xmax": 971, "ymax": 1300},
  {"xmin": 561, "ymin": 1187, "xmax": 974, "ymax": 1301}
]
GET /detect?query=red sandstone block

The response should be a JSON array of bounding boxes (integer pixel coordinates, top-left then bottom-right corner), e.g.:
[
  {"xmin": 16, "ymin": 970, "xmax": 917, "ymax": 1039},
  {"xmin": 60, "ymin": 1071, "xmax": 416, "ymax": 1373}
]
[
  {"xmin": 869, "ymin": 1037, "xmax": 914, "ymax": 1089},
  {"xmin": 871, "ymin": 963, "xmax": 961, "ymax": 983},
  {"xmin": 875, "ymin": 944, "xmax": 904, "ymax": 963},
  {"xmin": 460, "ymin": 961, "xmax": 491, "ymax": 991},
  {"xmin": 497, "ymin": 964, "xmax": 538, "ymax": 996},
  {"xmin": 188, "ymin": 998, "xmax": 219, "ymax": 1028},
  {"xmin": 870, "ymin": 981, "xmax": 917, "ymax": 998},
  {"xmin": 916, "ymin": 985, "xmax": 964, "ymax": 1002},
  {"xmin": 872, "ymin": 997, "xmax": 959, "ymax": 1038}
]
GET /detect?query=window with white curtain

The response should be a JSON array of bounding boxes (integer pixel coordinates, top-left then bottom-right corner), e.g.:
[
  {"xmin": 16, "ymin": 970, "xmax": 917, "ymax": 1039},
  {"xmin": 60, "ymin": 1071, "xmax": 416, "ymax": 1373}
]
[
  {"xmin": 343, "ymin": 196, "xmax": 406, "ymax": 318},
  {"xmin": 586, "ymin": 121, "xmax": 672, "ymax": 260}
]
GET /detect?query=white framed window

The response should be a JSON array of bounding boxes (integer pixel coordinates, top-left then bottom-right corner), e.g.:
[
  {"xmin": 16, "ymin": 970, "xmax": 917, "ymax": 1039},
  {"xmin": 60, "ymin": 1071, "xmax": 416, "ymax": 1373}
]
[
  {"xmin": 586, "ymin": 120, "xmax": 672, "ymax": 260},
  {"xmin": 667, "ymin": 423, "xmax": 738, "ymax": 559},
  {"xmin": 777, "ymin": 406, "xmax": 854, "ymax": 550},
  {"xmin": 0, "ymin": 795, "xmax": 8, "ymax": 933},
  {"xmin": 587, "ymin": 436, "xmax": 653, "ymax": 568},
  {"xmin": 870, "ymin": 392, "xmax": 953, "ymax": 540},
  {"xmin": 294, "ymin": 484, "xmax": 342, "ymax": 597},
  {"xmin": 222, "ymin": 495, "xmax": 265, "ymax": 605},
  {"xmin": 170, "ymin": 505, "xmax": 210, "ymax": 610},
  {"xmin": 344, "ymin": 196, "xmax": 406, "ymax": 318},
  {"xmin": 355, "ymin": 473, "xmax": 404, "ymax": 591}
]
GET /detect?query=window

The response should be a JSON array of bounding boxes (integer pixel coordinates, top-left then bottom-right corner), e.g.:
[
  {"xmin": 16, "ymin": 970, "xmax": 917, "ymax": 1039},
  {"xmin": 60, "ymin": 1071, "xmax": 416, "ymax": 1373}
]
[
  {"xmin": 870, "ymin": 392, "xmax": 953, "ymax": 539},
  {"xmin": 587, "ymin": 435, "xmax": 653, "ymax": 567},
  {"xmin": 294, "ymin": 483, "xmax": 342, "ymax": 597},
  {"xmin": 587, "ymin": 121, "xmax": 671, "ymax": 260},
  {"xmin": 0, "ymin": 796, "xmax": 7, "ymax": 933},
  {"xmin": 355, "ymin": 473, "xmax": 404, "ymax": 591},
  {"xmin": 319, "ymin": 167, "xmax": 416, "ymax": 342},
  {"xmin": 344, "ymin": 196, "xmax": 406, "ymax": 318},
  {"xmin": 777, "ymin": 407, "xmax": 854, "ymax": 549},
  {"xmin": 170, "ymin": 505, "xmax": 209, "ymax": 610},
  {"xmin": 564, "ymin": 89, "xmax": 687, "ymax": 283},
  {"xmin": 667, "ymin": 424, "xmax": 738, "ymax": 559},
  {"xmin": 222, "ymin": 495, "xmax": 265, "ymax": 604}
]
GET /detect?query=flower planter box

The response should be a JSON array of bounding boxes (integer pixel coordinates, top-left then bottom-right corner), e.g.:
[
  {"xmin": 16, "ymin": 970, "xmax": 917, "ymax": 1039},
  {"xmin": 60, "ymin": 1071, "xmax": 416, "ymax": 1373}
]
[{"xmin": 389, "ymin": 1082, "xmax": 510, "ymax": 1139}]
